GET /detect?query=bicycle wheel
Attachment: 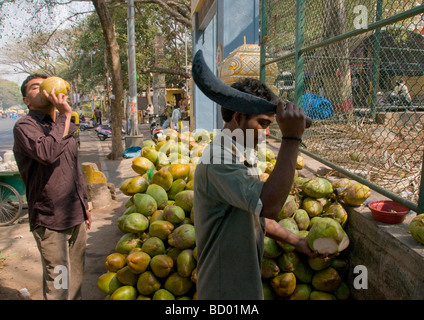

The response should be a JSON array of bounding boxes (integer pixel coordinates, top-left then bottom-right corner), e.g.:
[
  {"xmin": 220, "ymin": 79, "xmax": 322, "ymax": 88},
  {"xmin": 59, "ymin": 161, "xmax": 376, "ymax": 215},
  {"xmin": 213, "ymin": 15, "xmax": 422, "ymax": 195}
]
[{"xmin": 0, "ymin": 182, "xmax": 23, "ymax": 226}]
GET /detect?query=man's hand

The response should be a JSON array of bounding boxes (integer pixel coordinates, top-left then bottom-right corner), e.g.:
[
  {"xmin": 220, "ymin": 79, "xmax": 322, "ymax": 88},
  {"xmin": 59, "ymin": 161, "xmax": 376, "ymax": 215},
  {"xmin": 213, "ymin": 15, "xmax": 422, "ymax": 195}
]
[
  {"xmin": 294, "ymin": 236, "xmax": 339, "ymax": 260},
  {"xmin": 275, "ymin": 100, "xmax": 306, "ymax": 139},
  {"xmin": 85, "ymin": 210, "xmax": 92, "ymax": 230},
  {"xmin": 265, "ymin": 218, "xmax": 337, "ymax": 259},
  {"xmin": 43, "ymin": 87, "xmax": 72, "ymax": 137},
  {"xmin": 43, "ymin": 87, "xmax": 72, "ymax": 116}
]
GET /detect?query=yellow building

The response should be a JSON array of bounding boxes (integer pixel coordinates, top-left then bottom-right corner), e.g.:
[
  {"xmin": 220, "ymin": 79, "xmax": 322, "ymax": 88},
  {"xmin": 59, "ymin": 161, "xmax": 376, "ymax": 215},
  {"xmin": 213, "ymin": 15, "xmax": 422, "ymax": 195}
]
[{"xmin": 165, "ymin": 88, "xmax": 187, "ymax": 107}]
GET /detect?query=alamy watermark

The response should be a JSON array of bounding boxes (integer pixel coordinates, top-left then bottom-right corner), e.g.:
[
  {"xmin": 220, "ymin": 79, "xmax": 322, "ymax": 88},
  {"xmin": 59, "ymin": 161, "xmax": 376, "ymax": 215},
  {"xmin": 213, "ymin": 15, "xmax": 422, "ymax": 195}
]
[
  {"xmin": 54, "ymin": 265, "xmax": 68, "ymax": 290},
  {"xmin": 353, "ymin": 5, "xmax": 369, "ymax": 30},
  {"xmin": 160, "ymin": 122, "xmax": 269, "ymax": 175},
  {"xmin": 353, "ymin": 265, "xmax": 368, "ymax": 290}
]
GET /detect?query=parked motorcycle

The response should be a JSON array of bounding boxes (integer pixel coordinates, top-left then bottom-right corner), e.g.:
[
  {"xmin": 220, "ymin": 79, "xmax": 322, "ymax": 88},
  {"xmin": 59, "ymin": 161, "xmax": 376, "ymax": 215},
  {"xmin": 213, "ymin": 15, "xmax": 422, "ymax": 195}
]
[
  {"xmin": 80, "ymin": 118, "xmax": 98, "ymax": 131},
  {"xmin": 150, "ymin": 115, "xmax": 163, "ymax": 143},
  {"xmin": 95, "ymin": 124, "xmax": 126, "ymax": 141}
]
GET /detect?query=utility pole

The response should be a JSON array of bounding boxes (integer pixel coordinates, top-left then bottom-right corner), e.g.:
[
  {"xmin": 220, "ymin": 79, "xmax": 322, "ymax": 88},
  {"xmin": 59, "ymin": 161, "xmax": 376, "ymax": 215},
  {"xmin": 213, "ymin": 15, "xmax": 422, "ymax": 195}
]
[{"xmin": 127, "ymin": 0, "xmax": 139, "ymax": 135}]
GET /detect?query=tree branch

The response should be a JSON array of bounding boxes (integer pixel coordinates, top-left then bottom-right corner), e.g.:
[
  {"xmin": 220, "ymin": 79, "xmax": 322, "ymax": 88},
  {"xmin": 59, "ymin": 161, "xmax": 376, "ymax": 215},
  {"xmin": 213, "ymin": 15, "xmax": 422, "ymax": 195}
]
[
  {"xmin": 39, "ymin": 10, "xmax": 95, "ymax": 45},
  {"xmin": 113, "ymin": 0, "xmax": 192, "ymax": 28},
  {"xmin": 140, "ymin": 66, "xmax": 190, "ymax": 78}
]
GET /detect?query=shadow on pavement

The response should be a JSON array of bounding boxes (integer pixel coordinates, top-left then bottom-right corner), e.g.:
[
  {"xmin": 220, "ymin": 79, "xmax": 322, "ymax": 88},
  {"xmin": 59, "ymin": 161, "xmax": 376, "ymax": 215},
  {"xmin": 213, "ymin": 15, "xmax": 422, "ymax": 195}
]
[{"xmin": 83, "ymin": 196, "xmax": 127, "ymax": 300}]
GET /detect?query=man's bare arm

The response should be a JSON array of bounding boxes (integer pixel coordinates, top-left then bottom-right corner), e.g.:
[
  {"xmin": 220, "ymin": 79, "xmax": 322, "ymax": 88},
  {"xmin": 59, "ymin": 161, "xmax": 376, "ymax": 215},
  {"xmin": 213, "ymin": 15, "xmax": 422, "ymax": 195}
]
[{"xmin": 260, "ymin": 101, "xmax": 306, "ymax": 220}]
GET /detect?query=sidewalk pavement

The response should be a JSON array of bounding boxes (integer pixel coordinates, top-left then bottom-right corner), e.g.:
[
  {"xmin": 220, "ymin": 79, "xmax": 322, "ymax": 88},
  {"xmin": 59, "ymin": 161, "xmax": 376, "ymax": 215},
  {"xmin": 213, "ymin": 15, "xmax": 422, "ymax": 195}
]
[{"xmin": 0, "ymin": 123, "xmax": 152, "ymax": 300}]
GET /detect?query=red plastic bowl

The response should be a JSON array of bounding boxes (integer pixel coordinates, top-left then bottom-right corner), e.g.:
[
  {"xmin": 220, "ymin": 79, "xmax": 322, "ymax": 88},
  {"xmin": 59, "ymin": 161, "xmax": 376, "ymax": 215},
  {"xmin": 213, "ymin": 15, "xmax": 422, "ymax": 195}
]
[{"xmin": 368, "ymin": 200, "xmax": 410, "ymax": 224}]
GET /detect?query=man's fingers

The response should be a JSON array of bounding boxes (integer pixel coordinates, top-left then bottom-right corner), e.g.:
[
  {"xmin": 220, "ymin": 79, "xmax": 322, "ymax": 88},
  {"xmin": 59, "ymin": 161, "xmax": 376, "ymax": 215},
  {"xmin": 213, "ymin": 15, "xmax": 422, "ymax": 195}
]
[
  {"xmin": 43, "ymin": 90, "xmax": 50, "ymax": 99},
  {"xmin": 276, "ymin": 100, "xmax": 286, "ymax": 113},
  {"xmin": 283, "ymin": 101, "xmax": 295, "ymax": 114},
  {"xmin": 44, "ymin": 87, "xmax": 58, "ymax": 102}
]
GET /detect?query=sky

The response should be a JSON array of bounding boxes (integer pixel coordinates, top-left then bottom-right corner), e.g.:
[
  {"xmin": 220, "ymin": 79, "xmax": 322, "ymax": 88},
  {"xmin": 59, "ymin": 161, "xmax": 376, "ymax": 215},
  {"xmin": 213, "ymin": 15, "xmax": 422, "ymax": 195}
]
[{"xmin": 0, "ymin": 0, "xmax": 94, "ymax": 85}]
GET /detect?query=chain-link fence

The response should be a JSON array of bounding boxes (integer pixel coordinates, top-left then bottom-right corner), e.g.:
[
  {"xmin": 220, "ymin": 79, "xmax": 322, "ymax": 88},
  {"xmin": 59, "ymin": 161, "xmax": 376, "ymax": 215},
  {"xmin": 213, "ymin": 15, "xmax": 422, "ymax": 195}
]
[{"xmin": 260, "ymin": 0, "xmax": 424, "ymax": 212}]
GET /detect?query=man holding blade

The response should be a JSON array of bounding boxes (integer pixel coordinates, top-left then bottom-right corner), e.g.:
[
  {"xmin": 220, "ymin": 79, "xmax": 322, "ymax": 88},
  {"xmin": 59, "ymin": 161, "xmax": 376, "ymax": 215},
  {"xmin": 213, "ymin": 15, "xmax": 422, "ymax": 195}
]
[{"xmin": 193, "ymin": 73, "xmax": 317, "ymax": 299}]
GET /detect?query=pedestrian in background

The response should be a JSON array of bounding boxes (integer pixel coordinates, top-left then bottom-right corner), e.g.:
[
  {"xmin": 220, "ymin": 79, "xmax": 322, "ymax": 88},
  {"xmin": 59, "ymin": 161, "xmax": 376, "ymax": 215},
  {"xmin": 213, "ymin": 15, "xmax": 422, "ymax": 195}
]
[
  {"xmin": 392, "ymin": 79, "xmax": 412, "ymax": 106},
  {"xmin": 171, "ymin": 105, "xmax": 181, "ymax": 131},
  {"xmin": 13, "ymin": 74, "xmax": 91, "ymax": 300},
  {"xmin": 94, "ymin": 107, "xmax": 102, "ymax": 125}
]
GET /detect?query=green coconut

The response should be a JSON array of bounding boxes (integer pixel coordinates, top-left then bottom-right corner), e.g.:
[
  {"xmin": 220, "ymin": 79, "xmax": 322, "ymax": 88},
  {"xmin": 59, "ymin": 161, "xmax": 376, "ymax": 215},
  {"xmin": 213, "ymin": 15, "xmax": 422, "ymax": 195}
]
[
  {"xmin": 133, "ymin": 193, "xmax": 157, "ymax": 216},
  {"xmin": 331, "ymin": 178, "xmax": 352, "ymax": 189},
  {"xmin": 323, "ymin": 201, "xmax": 348, "ymax": 227},
  {"xmin": 270, "ymin": 272, "xmax": 296, "ymax": 297},
  {"xmin": 163, "ymin": 205, "xmax": 186, "ymax": 224},
  {"xmin": 146, "ymin": 184, "xmax": 169, "ymax": 210},
  {"xmin": 330, "ymin": 257, "xmax": 350, "ymax": 277},
  {"xmin": 310, "ymin": 291, "xmax": 336, "ymax": 300},
  {"xmin": 302, "ymin": 197, "xmax": 323, "ymax": 218},
  {"xmin": 293, "ymin": 176, "xmax": 310, "ymax": 188},
  {"xmin": 263, "ymin": 236, "xmax": 283, "ymax": 258},
  {"xmin": 261, "ymin": 258, "xmax": 280, "ymax": 279},
  {"xmin": 311, "ymin": 267, "xmax": 342, "ymax": 292},
  {"xmin": 307, "ymin": 217, "xmax": 349, "ymax": 255},
  {"xmin": 293, "ymin": 209, "xmax": 310, "ymax": 230},
  {"xmin": 277, "ymin": 251, "xmax": 300, "ymax": 272},
  {"xmin": 341, "ymin": 183, "xmax": 371, "ymax": 206},
  {"xmin": 289, "ymin": 283, "xmax": 312, "ymax": 300},
  {"xmin": 302, "ymin": 177, "xmax": 333, "ymax": 199},
  {"xmin": 277, "ymin": 218, "xmax": 299, "ymax": 252},
  {"xmin": 168, "ymin": 224, "xmax": 196, "ymax": 249},
  {"xmin": 409, "ymin": 213, "xmax": 424, "ymax": 245},
  {"xmin": 308, "ymin": 257, "xmax": 332, "ymax": 271},
  {"xmin": 153, "ymin": 289, "xmax": 175, "ymax": 300},
  {"xmin": 334, "ymin": 281, "xmax": 350, "ymax": 300},
  {"xmin": 110, "ymin": 285, "xmax": 138, "ymax": 300},
  {"xmin": 176, "ymin": 249, "xmax": 196, "ymax": 278},
  {"xmin": 293, "ymin": 259, "xmax": 314, "ymax": 284},
  {"xmin": 278, "ymin": 195, "xmax": 299, "ymax": 219},
  {"xmin": 122, "ymin": 212, "xmax": 149, "ymax": 233},
  {"xmin": 164, "ymin": 272, "xmax": 193, "ymax": 296},
  {"xmin": 308, "ymin": 216, "xmax": 322, "ymax": 229}
]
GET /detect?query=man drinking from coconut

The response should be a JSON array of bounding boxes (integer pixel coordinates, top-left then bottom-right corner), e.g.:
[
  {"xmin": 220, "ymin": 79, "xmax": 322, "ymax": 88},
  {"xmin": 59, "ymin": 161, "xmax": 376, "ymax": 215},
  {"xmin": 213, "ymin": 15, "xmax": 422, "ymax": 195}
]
[
  {"xmin": 13, "ymin": 74, "xmax": 91, "ymax": 300},
  {"xmin": 193, "ymin": 78, "xmax": 322, "ymax": 300}
]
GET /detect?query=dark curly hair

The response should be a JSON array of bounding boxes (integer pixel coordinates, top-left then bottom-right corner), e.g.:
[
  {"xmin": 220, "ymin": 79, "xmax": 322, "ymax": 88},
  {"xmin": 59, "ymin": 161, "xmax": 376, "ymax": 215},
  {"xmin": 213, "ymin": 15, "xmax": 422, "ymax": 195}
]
[
  {"xmin": 21, "ymin": 74, "xmax": 48, "ymax": 97},
  {"xmin": 221, "ymin": 78, "xmax": 279, "ymax": 122}
]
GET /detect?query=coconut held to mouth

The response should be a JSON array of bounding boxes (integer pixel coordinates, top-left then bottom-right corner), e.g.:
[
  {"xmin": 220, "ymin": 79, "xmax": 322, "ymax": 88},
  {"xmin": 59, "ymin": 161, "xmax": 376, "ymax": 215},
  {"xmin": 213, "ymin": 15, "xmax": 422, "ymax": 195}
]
[{"xmin": 39, "ymin": 76, "xmax": 71, "ymax": 100}]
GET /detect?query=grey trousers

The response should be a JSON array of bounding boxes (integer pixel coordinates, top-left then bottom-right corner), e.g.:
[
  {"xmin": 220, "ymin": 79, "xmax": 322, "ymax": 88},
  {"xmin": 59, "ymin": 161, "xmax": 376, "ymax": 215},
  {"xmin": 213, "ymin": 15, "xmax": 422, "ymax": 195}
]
[{"xmin": 32, "ymin": 223, "xmax": 86, "ymax": 300}]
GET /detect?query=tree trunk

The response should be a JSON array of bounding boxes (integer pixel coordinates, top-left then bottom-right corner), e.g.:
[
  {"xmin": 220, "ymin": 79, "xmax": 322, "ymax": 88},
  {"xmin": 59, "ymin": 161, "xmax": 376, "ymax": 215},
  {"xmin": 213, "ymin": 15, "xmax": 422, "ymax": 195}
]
[
  {"xmin": 92, "ymin": 0, "xmax": 124, "ymax": 160},
  {"xmin": 146, "ymin": 74, "xmax": 153, "ymax": 109},
  {"xmin": 318, "ymin": 0, "xmax": 352, "ymax": 112}
]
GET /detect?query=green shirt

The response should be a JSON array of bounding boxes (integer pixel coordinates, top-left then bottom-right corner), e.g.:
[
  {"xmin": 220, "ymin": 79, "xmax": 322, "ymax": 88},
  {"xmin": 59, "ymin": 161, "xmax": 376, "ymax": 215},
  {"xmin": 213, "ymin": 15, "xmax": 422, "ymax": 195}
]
[{"xmin": 193, "ymin": 131, "xmax": 265, "ymax": 299}]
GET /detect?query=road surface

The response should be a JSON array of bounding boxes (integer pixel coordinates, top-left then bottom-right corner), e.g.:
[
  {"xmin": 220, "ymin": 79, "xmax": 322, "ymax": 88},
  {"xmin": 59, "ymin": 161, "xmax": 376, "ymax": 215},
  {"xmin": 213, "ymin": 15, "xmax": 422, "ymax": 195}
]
[{"xmin": 0, "ymin": 117, "xmax": 18, "ymax": 158}]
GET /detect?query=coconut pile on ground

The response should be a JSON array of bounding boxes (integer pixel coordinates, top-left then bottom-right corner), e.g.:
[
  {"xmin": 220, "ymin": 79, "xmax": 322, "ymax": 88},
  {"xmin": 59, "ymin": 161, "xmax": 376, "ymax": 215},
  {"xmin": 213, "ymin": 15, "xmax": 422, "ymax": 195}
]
[
  {"xmin": 259, "ymin": 150, "xmax": 372, "ymax": 300},
  {"xmin": 97, "ymin": 128, "xmax": 372, "ymax": 300}
]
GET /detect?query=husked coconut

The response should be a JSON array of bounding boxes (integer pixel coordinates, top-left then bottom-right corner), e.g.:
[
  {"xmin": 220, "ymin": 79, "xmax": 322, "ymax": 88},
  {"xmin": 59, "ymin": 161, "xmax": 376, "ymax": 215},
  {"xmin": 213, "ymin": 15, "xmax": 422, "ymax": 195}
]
[{"xmin": 306, "ymin": 217, "xmax": 349, "ymax": 255}]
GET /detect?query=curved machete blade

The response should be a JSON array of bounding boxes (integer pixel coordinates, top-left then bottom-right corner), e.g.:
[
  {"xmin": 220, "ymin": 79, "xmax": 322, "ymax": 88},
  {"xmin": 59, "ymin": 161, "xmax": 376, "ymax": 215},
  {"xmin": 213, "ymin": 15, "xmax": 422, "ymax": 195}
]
[
  {"xmin": 192, "ymin": 49, "xmax": 312, "ymax": 127},
  {"xmin": 192, "ymin": 49, "xmax": 276, "ymax": 114}
]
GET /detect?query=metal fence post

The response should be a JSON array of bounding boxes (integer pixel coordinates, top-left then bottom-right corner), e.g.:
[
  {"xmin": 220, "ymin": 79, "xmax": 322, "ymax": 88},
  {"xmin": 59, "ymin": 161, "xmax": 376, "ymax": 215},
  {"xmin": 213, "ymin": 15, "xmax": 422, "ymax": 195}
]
[
  {"xmin": 294, "ymin": 0, "xmax": 305, "ymax": 108},
  {"xmin": 370, "ymin": 0, "xmax": 383, "ymax": 120},
  {"xmin": 418, "ymin": 153, "xmax": 424, "ymax": 213},
  {"xmin": 260, "ymin": 0, "xmax": 267, "ymax": 83}
]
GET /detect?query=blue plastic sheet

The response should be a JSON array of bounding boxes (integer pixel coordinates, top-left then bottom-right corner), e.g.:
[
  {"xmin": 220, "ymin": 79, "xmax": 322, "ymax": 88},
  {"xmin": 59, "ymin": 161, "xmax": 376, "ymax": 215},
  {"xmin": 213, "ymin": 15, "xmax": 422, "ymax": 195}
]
[
  {"xmin": 123, "ymin": 146, "xmax": 142, "ymax": 158},
  {"xmin": 302, "ymin": 93, "xmax": 334, "ymax": 120}
]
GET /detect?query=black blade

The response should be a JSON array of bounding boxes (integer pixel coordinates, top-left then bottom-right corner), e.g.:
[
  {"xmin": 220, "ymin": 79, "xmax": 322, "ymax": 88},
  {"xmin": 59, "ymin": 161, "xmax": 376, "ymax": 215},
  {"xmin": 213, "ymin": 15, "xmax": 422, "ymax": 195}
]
[
  {"xmin": 192, "ymin": 49, "xmax": 276, "ymax": 114},
  {"xmin": 191, "ymin": 49, "xmax": 312, "ymax": 127}
]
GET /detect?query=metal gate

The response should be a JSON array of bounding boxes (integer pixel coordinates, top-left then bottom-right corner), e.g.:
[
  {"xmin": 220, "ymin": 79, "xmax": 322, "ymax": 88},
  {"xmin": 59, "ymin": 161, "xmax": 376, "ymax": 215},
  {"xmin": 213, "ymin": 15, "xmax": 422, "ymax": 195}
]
[{"xmin": 260, "ymin": 0, "xmax": 424, "ymax": 212}]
